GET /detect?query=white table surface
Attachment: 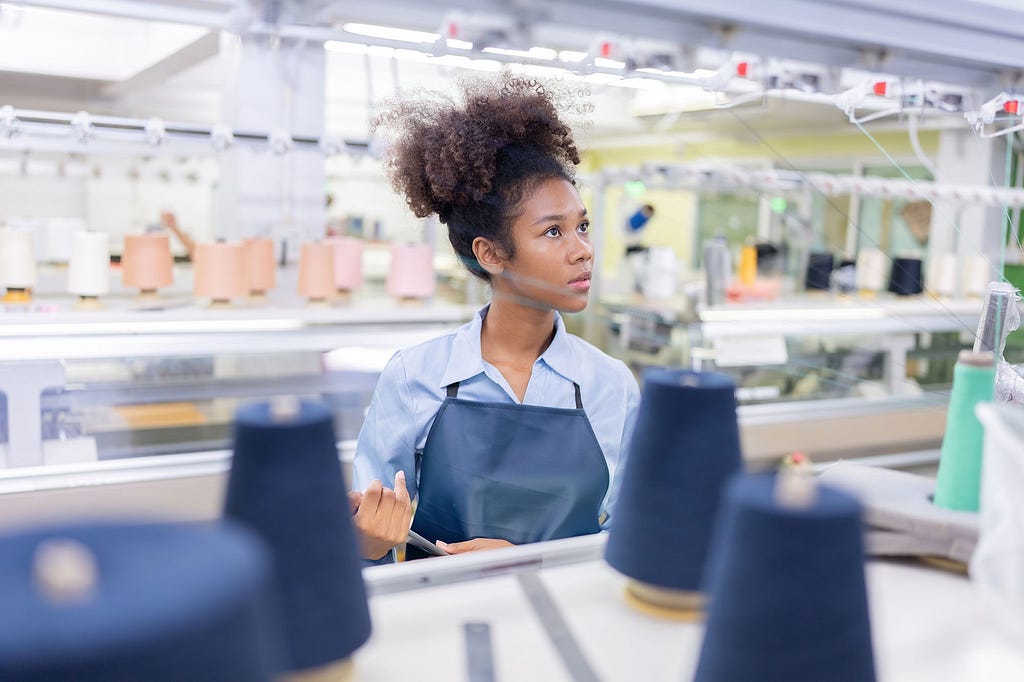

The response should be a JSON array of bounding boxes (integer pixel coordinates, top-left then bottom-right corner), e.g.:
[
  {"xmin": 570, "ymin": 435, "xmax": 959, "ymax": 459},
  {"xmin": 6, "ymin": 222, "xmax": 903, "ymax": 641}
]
[{"xmin": 353, "ymin": 539, "xmax": 1024, "ymax": 681}]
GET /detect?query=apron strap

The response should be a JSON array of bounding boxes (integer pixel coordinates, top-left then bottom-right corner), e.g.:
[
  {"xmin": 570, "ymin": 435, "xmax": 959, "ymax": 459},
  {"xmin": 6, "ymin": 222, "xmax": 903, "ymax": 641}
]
[{"xmin": 446, "ymin": 381, "xmax": 583, "ymax": 408}]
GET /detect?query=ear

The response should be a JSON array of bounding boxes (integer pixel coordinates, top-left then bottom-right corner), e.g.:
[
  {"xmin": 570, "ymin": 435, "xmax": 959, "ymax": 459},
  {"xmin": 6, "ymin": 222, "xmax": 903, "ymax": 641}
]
[{"xmin": 471, "ymin": 236, "xmax": 507, "ymax": 277}]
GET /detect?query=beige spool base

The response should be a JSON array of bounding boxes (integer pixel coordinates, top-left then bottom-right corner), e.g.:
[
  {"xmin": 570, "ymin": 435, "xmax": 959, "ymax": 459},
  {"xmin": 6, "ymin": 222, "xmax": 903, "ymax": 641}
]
[
  {"xmin": 857, "ymin": 289, "xmax": 879, "ymax": 299},
  {"xmin": 248, "ymin": 291, "xmax": 269, "ymax": 305},
  {"xmin": 3, "ymin": 288, "xmax": 31, "ymax": 304},
  {"xmin": 624, "ymin": 580, "xmax": 704, "ymax": 622},
  {"xmin": 334, "ymin": 289, "xmax": 353, "ymax": 303},
  {"xmin": 136, "ymin": 289, "xmax": 161, "ymax": 305},
  {"xmin": 73, "ymin": 296, "xmax": 105, "ymax": 311},
  {"xmin": 207, "ymin": 299, "xmax": 233, "ymax": 310},
  {"xmin": 396, "ymin": 296, "xmax": 427, "ymax": 306},
  {"xmin": 306, "ymin": 297, "xmax": 331, "ymax": 309},
  {"xmin": 281, "ymin": 657, "xmax": 355, "ymax": 682}
]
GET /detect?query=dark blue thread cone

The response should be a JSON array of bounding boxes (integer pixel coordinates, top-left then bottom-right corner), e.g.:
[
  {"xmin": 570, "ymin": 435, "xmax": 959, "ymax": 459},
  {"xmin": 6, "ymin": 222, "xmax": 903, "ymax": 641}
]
[
  {"xmin": 0, "ymin": 521, "xmax": 281, "ymax": 682},
  {"xmin": 695, "ymin": 474, "xmax": 876, "ymax": 682},
  {"xmin": 224, "ymin": 400, "xmax": 371, "ymax": 672},
  {"xmin": 888, "ymin": 257, "xmax": 924, "ymax": 296},
  {"xmin": 805, "ymin": 252, "xmax": 835, "ymax": 290},
  {"xmin": 605, "ymin": 369, "xmax": 742, "ymax": 592}
]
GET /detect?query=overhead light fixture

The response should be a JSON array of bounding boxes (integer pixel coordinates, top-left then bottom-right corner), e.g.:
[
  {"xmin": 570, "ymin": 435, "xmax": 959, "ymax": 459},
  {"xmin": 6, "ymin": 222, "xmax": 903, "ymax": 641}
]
[
  {"xmin": 481, "ymin": 46, "xmax": 557, "ymax": 61},
  {"xmin": 393, "ymin": 49, "xmax": 432, "ymax": 63},
  {"xmin": 323, "ymin": 40, "xmax": 368, "ymax": 55},
  {"xmin": 342, "ymin": 23, "xmax": 440, "ymax": 44},
  {"xmin": 446, "ymin": 38, "xmax": 473, "ymax": 50},
  {"xmin": 558, "ymin": 50, "xmax": 588, "ymax": 63},
  {"xmin": 594, "ymin": 57, "xmax": 626, "ymax": 70},
  {"xmin": 636, "ymin": 67, "xmax": 717, "ymax": 79}
]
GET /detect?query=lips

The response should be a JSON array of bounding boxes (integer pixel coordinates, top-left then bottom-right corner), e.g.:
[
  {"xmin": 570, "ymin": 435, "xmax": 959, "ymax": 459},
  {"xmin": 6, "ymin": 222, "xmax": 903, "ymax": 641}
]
[{"xmin": 568, "ymin": 272, "xmax": 592, "ymax": 291}]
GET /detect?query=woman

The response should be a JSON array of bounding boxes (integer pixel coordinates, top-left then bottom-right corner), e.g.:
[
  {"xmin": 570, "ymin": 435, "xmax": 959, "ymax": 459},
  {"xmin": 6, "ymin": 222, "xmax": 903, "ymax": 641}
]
[{"xmin": 350, "ymin": 76, "xmax": 640, "ymax": 562}]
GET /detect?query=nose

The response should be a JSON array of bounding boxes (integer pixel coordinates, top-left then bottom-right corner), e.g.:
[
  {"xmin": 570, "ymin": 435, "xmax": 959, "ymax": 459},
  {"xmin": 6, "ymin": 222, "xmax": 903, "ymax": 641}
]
[{"xmin": 569, "ymin": 230, "xmax": 593, "ymax": 264}]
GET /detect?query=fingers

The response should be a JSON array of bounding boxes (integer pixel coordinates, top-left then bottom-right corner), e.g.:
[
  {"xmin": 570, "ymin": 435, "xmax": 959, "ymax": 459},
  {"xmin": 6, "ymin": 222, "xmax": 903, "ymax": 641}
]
[
  {"xmin": 346, "ymin": 491, "xmax": 362, "ymax": 515},
  {"xmin": 350, "ymin": 475, "xmax": 412, "ymax": 561},
  {"xmin": 437, "ymin": 538, "xmax": 513, "ymax": 554},
  {"xmin": 387, "ymin": 471, "xmax": 413, "ymax": 539},
  {"xmin": 393, "ymin": 470, "xmax": 410, "ymax": 505},
  {"xmin": 361, "ymin": 479, "xmax": 384, "ymax": 515}
]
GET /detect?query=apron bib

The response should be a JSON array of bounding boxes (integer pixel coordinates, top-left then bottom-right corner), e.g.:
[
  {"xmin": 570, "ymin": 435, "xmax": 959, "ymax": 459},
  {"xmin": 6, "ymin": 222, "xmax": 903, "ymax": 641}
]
[{"xmin": 409, "ymin": 381, "xmax": 608, "ymax": 557}]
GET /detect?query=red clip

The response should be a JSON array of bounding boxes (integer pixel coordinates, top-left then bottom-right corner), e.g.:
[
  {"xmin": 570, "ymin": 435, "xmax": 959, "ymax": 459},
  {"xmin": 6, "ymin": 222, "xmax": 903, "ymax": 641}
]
[
  {"xmin": 872, "ymin": 82, "xmax": 887, "ymax": 96},
  {"xmin": 447, "ymin": 21, "xmax": 458, "ymax": 38},
  {"xmin": 736, "ymin": 61, "xmax": 749, "ymax": 77},
  {"xmin": 1004, "ymin": 100, "xmax": 1020, "ymax": 115},
  {"xmin": 600, "ymin": 41, "xmax": 612, "ymax": 58}
]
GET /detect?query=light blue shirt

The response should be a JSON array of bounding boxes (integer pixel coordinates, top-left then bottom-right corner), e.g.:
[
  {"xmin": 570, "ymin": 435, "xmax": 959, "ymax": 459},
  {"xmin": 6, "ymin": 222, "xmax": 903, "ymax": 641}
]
[{"xmin": 353, "ymin": 304, "xmax": 641, "ymax": 527}]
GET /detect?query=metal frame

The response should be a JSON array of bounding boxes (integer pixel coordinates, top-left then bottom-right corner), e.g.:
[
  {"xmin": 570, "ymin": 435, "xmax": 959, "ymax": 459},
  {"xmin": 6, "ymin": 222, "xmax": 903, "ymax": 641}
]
[{"xmin": 11, "ymin": 0, "xmax": 1024, "ymax": 89}]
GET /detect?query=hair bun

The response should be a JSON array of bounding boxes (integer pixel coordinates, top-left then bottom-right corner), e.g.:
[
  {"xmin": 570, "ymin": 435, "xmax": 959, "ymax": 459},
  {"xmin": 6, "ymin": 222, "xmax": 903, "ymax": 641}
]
[{"xmin": 374, "ymin": 75, "xmax": 581, "ymax": 220}]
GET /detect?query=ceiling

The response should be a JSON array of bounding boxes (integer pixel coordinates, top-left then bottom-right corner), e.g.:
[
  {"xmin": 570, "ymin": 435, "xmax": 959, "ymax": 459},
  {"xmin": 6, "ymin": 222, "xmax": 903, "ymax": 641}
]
[{"xmin": 0, "ymin": 1, "xmax": 992, "ymax": 149}]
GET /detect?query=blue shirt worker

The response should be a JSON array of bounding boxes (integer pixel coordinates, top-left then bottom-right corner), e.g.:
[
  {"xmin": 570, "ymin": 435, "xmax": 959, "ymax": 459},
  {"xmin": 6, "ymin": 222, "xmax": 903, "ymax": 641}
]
[{"xmin": 351, "ymin": 75, "xmax": 641, "ymax": 562}]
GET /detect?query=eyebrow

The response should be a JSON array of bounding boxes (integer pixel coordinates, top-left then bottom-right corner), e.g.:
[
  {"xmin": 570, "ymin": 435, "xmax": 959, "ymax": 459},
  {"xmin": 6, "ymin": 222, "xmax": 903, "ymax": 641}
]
[{"xmin": 531, "ymin": 208, "xmax": 588, "ymax": 226}]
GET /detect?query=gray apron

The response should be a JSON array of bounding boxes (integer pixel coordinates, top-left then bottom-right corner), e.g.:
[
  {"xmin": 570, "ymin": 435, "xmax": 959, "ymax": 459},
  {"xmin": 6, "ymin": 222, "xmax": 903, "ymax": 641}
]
[{"xmin": 409, "ymin": 381, "xmax": 609, "ymax": 557}]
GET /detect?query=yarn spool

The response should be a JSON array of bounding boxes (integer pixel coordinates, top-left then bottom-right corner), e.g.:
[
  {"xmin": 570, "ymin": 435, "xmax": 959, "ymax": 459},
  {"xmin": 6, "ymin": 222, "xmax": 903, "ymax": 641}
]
[
  {"xmin": 703, "ymin": 238, "xmax": 731, "ymax": 307},
  {"xmin": 330, "ymin": 237, "xmax": 364, "ymax": 299},
  {"xmin": 297, "ymin": 242, "xmax": 335, "ymax": 306},
  {"xmin": 194, "ymin": 241, "xmax": 247, "ymax": 307},
  {"xmin": 962, "ymin": 254, "xmax": 992, "ymax": 298},
  {"xmin": 0, "ymin": 521, "xmax": 282, "ymax": 682},
  {"xmin": 974, "ymin": 282, "xmax": 1019, "ymax": 357},
  {"xmin": 223, "ymin": 399, "xmax": 371, "ymax": 678},
  {"xmin": 926, "ymin": 253, "xmax": 957, "ymax": 298},
  {"xmin": 737, "ymin": 244, "xmax": 757, "ymax": 287},
  {"xmin": 387, "ymin": 243, "xmax": 435, "ymax": 302},
  {"xmin": 855, "ymin": 248, "xmax": 888, "ymax": 295},
  {"xmin": 640, "ymin": 247, "xmax": 677, "ymax": 299},
  {"xmin": 0, "ymin": 226, "xmax": 37, "ymax": 303},
  {"xmin": 44, "ymin": 218, "xmax": 81, "ymax": 264},
  {"xmin": 832, "ymin": 258, "xmax": 857, "ymax": 294},
  {"xmin": 804, "ymin": 251, "xmax": 835, "ymax": 291},
  {"xmin": 694, "ymin": 474, "xmax": 876, "ymax": 682},
  {"xmin": 933, "ymin": 350, "xmax": 995, "ymax": 512},
  {"xmin": 244, "ymin": 238, "xmax": 276, "ymax": 300},
  {"xmin": 121, "ymin": 233, "xmax": 173, "ymax": 301},
  {"xmin": 67, "ymin": 231, "xmax": 110, "ymax": 311},
  {"xmin": 605, "ymin": 369, "xmax": 743, "ymax": 619},
  {"xmin": 887, "ymin": 256, "xmax": 924, "ymax": 296}
]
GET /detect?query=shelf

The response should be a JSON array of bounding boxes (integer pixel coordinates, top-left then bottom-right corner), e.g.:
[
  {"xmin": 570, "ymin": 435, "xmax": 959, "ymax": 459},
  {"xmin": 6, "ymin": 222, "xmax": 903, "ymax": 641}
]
[{"xmin": 0, "ymin": 301, "xmax": 477, "ymax": 360}]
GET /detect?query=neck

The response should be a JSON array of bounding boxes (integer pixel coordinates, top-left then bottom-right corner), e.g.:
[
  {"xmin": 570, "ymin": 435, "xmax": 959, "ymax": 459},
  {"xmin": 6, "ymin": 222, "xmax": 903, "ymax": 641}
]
[{"xmin": 481, "ymin": 295, "xmax": 556, "ymax": 365}]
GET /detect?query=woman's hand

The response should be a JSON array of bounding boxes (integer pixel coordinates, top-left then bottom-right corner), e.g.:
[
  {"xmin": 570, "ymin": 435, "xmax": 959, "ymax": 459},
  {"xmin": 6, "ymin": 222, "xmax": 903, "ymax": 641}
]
[
  {"xmin": 436, "ymin": 538, "xmax": 514, "ymax": 554},
  {"xmin": 348, "ymin": 472, "xmax": 412, "ymax": 560}
]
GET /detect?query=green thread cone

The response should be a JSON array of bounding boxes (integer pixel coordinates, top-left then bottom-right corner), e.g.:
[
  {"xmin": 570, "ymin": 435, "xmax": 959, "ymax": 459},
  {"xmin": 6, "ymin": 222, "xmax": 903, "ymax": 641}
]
[{"xmin": 934, "ymin": 350, "xmax": 996, "ymax": 512}]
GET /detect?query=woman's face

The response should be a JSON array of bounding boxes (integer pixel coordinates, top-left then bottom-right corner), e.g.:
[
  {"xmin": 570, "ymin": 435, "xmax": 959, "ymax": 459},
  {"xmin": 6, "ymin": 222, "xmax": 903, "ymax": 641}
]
[{"xmin": 496, "ymin": 177, "xmax": 593, "ymax": 313}]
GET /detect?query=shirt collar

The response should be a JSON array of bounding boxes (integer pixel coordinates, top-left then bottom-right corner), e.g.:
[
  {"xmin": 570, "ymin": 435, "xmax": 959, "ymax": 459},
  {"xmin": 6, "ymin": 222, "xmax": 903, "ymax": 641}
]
[{"xmin": 439, "ymin": 304, "xmax": 581, "ymax": 389}]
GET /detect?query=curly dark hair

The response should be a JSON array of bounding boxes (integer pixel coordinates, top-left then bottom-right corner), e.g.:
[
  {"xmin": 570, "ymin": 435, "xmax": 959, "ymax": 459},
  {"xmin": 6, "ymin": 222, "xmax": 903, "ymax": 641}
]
[{"xmin": 373, "ymin": 75, "xmax": 583, "ymax": 281}]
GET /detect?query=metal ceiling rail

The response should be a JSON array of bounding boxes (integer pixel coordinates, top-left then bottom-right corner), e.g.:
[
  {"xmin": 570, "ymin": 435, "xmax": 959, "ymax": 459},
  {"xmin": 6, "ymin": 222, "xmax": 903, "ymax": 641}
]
[{"xmin": 10, "ymin": 0, "xmax": 1024, "ymax": 89}]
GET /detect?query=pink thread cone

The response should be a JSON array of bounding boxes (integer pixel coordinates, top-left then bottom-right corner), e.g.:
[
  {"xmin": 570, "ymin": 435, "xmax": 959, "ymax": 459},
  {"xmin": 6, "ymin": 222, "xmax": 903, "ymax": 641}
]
[
  {"xmin": 122, "ymin": 233, "xmax": 173, "ymax": 291},
  {"xmin": 298, "ymin": 242, "xmax": 335, "ymax": 300},
  {"xmin": 194, "ymin": 242, "xmax": 247, "ymax": 302},
  {"xmin": 386, "ymin": 244, "xmax": 435, "ymax": 299},
  {"xmin": 330, "ymin": 237, "xmax": 364, "ymax": 292},
  {"xmin": 244, "ymin": 238, "xmax": 276, "ymax": 295}
]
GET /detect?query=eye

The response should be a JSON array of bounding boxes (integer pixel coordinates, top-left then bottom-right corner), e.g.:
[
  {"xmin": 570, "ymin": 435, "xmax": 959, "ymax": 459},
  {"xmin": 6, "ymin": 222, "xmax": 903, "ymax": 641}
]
[
  {"xmin": 544, "ymin": 226, "xmax": 562, "ymax": 237},
  {"xmin": 578, "ymin": 221, "xmax": 590, "ymax": 233}
]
